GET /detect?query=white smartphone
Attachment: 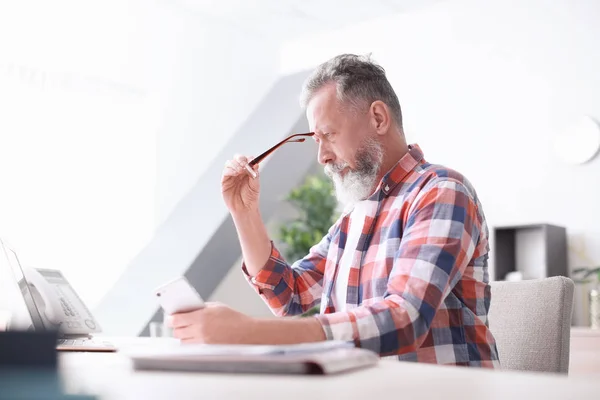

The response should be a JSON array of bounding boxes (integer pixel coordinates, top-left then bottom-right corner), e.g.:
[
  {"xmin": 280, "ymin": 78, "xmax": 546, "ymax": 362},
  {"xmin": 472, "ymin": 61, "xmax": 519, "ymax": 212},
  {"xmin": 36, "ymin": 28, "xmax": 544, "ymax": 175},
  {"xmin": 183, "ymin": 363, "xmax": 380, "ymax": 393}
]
[{"xmin": 154, "ymin": 277, "xmax": 205, "ymax": 315}]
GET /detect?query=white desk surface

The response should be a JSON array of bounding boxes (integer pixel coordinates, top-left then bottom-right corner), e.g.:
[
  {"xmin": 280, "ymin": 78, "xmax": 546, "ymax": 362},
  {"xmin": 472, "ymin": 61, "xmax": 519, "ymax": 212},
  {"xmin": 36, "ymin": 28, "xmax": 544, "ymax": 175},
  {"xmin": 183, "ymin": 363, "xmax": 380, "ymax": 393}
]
[
  {"xmin": 58, "ymin": 338, "xmax": 600, "ymax": 400},
  {"xmin": 570, "ymin": 327, "xmax": 600, "ymax": 377}
]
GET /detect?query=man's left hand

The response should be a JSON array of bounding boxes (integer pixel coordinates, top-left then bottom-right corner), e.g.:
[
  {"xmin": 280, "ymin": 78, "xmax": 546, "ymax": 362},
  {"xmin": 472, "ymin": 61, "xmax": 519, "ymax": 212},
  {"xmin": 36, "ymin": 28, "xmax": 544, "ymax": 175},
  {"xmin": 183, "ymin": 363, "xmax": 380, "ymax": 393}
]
[{"xmin": 167, "ymin": 302, "xmax": 256, "ymax": 344}]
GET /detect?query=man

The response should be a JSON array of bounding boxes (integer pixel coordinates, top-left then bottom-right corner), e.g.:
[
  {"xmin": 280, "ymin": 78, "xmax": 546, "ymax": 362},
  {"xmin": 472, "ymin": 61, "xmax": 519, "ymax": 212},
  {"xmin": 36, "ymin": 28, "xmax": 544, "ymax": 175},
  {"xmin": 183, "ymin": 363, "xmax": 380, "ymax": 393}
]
[{"xmin": 168, "ymin": 54, "xmax": 499, "ymax": 367}]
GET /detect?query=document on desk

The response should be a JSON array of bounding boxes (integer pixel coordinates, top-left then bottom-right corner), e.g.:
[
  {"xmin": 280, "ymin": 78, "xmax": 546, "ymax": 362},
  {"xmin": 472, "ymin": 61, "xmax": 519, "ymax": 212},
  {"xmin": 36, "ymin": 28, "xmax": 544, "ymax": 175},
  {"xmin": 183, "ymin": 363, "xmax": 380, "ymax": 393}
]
[{"xmin": 126, "ymin": 341, "xmax": 379, "ymax": 375}]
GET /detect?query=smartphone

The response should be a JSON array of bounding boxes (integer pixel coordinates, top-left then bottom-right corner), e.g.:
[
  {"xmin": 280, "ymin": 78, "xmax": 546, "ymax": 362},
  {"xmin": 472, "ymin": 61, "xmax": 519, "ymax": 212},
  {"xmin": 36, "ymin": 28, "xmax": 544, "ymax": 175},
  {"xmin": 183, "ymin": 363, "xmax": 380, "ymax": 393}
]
[{"xmin": 154, "ymin": 277, "xmax": 205, "ymax": 315}]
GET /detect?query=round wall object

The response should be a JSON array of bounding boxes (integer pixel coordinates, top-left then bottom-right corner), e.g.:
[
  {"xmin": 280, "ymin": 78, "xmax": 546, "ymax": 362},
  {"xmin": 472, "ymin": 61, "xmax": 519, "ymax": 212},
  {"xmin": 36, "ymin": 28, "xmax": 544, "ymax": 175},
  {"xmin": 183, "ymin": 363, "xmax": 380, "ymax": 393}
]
[{"xmin": 553, "ymin": 116, "xmax": 600, "ymax": 165}]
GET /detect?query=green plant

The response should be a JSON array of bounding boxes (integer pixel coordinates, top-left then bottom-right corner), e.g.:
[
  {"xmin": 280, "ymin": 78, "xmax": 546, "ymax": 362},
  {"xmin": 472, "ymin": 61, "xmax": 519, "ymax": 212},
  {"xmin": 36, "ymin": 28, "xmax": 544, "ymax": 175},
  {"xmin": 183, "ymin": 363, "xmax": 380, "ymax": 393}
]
[
  {"xmin": 279, "ymin": 175, "xmax": 338, "ymax": 261},
  {"xmin": 572, "ymin": 266, "xmax": 600, "ymax": 285}
]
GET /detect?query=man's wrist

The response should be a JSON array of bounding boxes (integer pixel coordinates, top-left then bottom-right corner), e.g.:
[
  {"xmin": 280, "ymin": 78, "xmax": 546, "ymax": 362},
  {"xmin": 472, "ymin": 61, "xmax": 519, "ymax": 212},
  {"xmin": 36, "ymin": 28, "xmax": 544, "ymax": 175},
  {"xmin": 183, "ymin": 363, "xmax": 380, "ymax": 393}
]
[
  {"xmin": 231, "ymin": 208, "xmax": 261, "ymax": 223},
  {"xmin": 249, "ymin": 316, "xmax": 326, "ymax": 345}
]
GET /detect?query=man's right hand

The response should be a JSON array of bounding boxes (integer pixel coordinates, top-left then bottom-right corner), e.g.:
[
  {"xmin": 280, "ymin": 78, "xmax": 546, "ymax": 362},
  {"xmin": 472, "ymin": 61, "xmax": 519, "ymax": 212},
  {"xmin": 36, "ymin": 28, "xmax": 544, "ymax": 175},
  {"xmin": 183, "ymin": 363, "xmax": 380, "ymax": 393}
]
[
  {"xmin": 221, "ymin": 154, "xmax": 271, "ymax": 276},
  {"xmin": 221, "ymin": 154, "xmax": 260, "ymax": 214}
]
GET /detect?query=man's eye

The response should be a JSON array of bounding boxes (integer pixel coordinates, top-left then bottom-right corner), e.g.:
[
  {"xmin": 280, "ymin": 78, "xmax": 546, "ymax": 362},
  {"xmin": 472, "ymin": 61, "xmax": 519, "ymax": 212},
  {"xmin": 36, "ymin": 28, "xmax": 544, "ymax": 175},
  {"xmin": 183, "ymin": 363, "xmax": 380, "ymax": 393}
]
[{"xmin": 313, "ymin": 132, "xmax": 333, "ymax": 143}]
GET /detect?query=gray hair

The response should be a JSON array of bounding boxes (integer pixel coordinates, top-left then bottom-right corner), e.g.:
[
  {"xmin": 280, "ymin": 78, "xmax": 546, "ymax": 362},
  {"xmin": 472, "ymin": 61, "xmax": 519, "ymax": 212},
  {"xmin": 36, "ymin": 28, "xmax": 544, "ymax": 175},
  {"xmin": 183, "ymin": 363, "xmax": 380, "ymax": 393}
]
[{"xmin": 300, "ymin": 54, "xmax": 402, "ymax": 128}]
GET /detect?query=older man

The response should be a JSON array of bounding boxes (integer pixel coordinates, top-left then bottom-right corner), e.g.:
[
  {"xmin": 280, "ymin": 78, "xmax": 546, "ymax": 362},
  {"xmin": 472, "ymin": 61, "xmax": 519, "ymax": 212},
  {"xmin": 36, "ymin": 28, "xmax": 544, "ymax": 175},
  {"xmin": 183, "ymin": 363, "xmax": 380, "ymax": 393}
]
[{"xmin": 169, "ymin": 54, "xmax": 499, "ymax": 367}]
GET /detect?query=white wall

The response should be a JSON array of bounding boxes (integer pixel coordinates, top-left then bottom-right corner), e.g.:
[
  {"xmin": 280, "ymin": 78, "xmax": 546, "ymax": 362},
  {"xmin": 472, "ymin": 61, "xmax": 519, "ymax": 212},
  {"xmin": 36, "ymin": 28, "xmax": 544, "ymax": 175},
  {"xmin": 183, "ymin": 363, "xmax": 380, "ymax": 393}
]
[
  {"xmin": 145, "ymin": 2, "xmax": 282, "ymax": 316},
  {"xmin": 0, "ymin": 0, "xmax": 157, "ymax": 309},
  {"xmin": 151, "ymin": 3, "xmax": 280, "ymax": 226},
  {"xmin": 279, "ymin": 0, "xmax": 600, "ymax": 324},
  {"xmin": 0, "ymin": 0, "xmax": 279, "ymax": 309}
]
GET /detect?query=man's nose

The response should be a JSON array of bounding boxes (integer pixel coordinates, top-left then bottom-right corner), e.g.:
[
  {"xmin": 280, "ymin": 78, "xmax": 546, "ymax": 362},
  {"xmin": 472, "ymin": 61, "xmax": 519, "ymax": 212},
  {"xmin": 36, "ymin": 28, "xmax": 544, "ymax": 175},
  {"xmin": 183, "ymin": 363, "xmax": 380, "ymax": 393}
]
[{"xmin": 317, "ymin": 142, "xmax": 334, "ymax": 165}]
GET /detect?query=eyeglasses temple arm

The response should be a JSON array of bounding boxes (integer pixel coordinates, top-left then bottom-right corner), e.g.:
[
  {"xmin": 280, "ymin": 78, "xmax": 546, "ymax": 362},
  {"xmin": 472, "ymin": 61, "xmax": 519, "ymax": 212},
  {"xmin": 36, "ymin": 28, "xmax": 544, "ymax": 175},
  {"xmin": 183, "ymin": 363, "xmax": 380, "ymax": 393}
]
[{"xmin": 248, "ymin": 132, "xmax": 314, "ymax": 166}]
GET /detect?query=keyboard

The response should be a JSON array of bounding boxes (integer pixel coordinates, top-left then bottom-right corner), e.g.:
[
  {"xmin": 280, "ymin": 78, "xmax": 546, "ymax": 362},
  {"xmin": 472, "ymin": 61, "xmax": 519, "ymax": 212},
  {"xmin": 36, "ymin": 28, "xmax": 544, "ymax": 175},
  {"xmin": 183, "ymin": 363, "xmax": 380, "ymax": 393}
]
[{"xmin": 57, "ymin": 338, "xmax": 117, "ymax": 352}]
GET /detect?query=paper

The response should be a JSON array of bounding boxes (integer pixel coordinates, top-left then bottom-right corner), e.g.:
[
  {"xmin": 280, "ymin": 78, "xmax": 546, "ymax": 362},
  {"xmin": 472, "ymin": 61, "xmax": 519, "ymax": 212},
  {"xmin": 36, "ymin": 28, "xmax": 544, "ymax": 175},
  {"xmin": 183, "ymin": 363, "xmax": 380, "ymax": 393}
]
[
  {"xmin": 124, "ymin": 340, "xmax": 354, "ymax": 358},
  {"xmin": 129, "ymin": 344, "xmax": 378, "ymax": 375}
]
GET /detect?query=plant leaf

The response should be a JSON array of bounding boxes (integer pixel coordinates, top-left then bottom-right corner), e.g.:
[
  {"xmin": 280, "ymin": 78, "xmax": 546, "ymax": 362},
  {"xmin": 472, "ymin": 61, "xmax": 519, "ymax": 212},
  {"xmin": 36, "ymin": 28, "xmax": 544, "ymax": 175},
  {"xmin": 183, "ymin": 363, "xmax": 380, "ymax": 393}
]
[{"xmin": 278, "ymin": 174, "xmax": 338, "ymax": 261}]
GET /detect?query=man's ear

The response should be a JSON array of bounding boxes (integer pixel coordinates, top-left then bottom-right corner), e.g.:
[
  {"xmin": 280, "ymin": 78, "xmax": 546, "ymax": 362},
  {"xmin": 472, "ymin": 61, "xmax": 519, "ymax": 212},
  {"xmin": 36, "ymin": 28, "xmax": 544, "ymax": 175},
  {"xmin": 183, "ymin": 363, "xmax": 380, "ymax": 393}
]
[{"xmin": 370, "ymin": 100, "xmax": 391, "ymax": 135}]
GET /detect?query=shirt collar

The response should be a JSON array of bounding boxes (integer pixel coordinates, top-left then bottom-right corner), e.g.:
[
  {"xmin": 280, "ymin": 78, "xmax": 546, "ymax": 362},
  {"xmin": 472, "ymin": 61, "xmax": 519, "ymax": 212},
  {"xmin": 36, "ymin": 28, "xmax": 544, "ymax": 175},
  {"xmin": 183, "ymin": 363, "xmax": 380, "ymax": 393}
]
[{"xmin": 378, "ymin": 143, "xmax": 425, "ymax": 197}]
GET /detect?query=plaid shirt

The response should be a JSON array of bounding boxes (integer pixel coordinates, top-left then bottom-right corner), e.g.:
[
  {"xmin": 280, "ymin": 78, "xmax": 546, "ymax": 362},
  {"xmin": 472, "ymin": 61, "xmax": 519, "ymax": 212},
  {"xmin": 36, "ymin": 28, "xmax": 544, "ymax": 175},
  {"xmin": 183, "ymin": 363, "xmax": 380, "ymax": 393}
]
[{"xmin": 243, "ymin": 144, "xmax": 499, "ymax": 367}]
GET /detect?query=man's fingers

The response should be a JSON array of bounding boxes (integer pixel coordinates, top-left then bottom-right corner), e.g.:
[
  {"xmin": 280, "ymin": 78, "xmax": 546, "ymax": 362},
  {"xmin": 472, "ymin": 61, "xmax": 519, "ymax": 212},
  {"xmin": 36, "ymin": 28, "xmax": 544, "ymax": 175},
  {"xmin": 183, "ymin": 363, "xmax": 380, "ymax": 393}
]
[
  {"xmin": 173, "ymin": 325, "xmax": 196, "ymax": 341},
  {"xmin": 225, "ymin": 160, "xmax": 242, "ymax": 172},
  {"xmin": 181, "ymin": 337, "xmax": 201, "ymax": 344},
  {"xmin": 222, "ymin": 168, "xmax": 237, "ymax": 177},
  {"xmin": 233, "ymin": 154, "xmax": 257, "ymax": 173},
  {"xmin": 224, "ymin": 156, "xmax": 257, "ymax": 179},
  {"xmin": 231, "ymin": 159, "xmax": 245, "ymax": 171},
  {"xmin": 244, "ymin": 164, "xmax": 258, "ymax": 179},
  {"xmin": 224, "ymin": 160, "xmax": 241, "ymax": 175},
  {"xmin": 233, "ymin": 154, "xmax": 248, "ymax": 166},
  {"xmin": 167, "ymin": 309, "xmax": 202, "ymax": 328}
]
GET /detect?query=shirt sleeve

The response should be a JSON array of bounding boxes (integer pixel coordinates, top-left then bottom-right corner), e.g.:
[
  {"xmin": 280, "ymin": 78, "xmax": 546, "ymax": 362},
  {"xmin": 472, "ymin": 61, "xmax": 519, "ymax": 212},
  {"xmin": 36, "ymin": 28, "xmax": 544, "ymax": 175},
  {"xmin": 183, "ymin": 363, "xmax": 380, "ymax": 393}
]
[
  {"xmin": 242, "ymin": 222, "xmax": 338, "ymax": 316},
  {"xmin": 315, "ymin": 178, "xmax": 483, "ymax": 356}
]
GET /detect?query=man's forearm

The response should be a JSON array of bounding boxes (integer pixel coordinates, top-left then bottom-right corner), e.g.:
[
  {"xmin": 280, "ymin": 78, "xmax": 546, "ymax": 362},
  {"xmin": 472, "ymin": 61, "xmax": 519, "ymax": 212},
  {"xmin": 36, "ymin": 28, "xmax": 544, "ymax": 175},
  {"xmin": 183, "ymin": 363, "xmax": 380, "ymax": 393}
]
[
  {"xmin": 232, "ymin": 209, "xmax": 272, "ymax": 277},
  {"xmin": 248, "ymin": 317, "xmax": 326, "ymax": 345}
]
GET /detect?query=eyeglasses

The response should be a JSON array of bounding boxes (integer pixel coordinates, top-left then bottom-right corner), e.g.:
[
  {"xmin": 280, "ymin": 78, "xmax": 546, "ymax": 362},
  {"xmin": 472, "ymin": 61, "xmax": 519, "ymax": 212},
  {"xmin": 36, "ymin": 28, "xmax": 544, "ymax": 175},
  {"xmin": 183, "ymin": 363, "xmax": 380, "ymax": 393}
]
[{"xmin": 244, "ymin": 132, "xmax": 314, "ymax": 178}]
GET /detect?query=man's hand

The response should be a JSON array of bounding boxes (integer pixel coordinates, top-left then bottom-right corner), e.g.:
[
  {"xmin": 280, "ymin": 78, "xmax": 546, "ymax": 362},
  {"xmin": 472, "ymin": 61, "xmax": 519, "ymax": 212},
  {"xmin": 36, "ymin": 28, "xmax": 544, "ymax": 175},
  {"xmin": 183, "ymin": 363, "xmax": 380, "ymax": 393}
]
[
  {"xmin": 221, "ymin": 154, "xmax": 271, "ymax": 276},
  {"xmin": 167, "ymin": 302, "xmax": 255, "ymax": 344},
  {"xmin": 222, "ymin": 154, "xmax": 260, "ymax": 214},
  {"xmin": 166, "ymin": 302, "xmax": 327, "ymax": 345}
]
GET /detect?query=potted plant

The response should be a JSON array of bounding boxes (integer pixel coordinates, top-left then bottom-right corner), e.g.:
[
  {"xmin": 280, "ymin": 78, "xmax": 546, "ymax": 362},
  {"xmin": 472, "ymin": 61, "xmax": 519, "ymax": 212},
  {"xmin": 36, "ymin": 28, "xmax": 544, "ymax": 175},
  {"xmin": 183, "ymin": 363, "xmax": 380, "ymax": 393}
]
[
  {"xmin": 572, "ymin": 266, "xmax": 600, "ymax": 329},
  {"xmin": 278, "ymin": 175, "xmax": 338, "ymax": 262}
]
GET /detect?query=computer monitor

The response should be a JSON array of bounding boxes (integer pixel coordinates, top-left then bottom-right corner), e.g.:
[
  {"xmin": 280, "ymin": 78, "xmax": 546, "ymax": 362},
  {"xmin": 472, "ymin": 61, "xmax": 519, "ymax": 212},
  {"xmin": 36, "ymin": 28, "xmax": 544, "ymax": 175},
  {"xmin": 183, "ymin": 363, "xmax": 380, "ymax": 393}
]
[{"xmin": 0, "ymin": 238, "xmax": 47, "ymax": 331}]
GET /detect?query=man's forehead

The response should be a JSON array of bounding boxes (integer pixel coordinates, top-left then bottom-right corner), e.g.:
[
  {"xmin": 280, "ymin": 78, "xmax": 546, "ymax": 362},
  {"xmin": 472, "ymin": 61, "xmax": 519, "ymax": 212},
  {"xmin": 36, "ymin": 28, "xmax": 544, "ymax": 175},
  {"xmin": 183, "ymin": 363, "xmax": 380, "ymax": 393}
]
[
  {"xmin": 306, "ymin": 115, "xmax": 334, "ymax": 134},
  {"xmin": 306, "ymin": 84, "xmax": 339, "ymax": 131}
]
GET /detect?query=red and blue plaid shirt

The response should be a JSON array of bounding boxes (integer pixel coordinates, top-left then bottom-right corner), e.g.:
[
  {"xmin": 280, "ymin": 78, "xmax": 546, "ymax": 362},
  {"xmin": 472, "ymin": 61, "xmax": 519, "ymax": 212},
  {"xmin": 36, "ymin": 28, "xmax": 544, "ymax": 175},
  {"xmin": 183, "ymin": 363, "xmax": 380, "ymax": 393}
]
[{"xmin": 244, "ymin": 144, "xmax": 499, "ymax": 367}]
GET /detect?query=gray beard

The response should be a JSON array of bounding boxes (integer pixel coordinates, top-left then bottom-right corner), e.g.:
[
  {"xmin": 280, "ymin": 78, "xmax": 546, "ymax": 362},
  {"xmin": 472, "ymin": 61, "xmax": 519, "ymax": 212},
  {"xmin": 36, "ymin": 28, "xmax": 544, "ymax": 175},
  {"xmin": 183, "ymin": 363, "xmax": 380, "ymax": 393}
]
[{"xmin": 324, "ymin": 137, "xmax": 384, "ymax": 208}]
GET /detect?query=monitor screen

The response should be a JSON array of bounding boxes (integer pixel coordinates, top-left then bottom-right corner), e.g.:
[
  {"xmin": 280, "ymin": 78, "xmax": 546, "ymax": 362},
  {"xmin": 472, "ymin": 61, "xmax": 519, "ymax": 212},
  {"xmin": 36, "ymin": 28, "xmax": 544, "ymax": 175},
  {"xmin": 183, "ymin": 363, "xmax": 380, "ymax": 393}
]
[{"xmin": 0, "ymin": 239, "xmax": 46, "ymax": 331}]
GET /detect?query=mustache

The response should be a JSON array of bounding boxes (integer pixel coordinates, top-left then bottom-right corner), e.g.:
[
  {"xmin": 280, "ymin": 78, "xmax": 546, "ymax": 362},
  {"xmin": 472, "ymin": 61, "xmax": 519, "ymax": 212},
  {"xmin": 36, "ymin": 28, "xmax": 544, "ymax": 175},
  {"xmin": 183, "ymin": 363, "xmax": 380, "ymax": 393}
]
[{"xmin": 324, "ymin": 161, "xmax": 349, "ymax": 177}]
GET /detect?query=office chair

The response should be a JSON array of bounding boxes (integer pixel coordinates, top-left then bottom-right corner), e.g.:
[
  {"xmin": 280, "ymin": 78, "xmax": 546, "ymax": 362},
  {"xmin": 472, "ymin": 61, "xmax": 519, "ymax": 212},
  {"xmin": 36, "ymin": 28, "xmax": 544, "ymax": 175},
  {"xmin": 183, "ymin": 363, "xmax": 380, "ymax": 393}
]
[{"xmin": 488, "ymin": 276, "xmax": 574, "ymax": 373}]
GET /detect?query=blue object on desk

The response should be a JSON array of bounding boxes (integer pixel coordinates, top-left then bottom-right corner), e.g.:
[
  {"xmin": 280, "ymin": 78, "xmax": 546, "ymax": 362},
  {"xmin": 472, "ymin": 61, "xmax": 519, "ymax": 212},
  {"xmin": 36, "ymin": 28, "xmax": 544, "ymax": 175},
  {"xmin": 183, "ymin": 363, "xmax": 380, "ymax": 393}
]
[{"xmin": 0, "ymin": 330, "xmax": 97, "ymax": 399}]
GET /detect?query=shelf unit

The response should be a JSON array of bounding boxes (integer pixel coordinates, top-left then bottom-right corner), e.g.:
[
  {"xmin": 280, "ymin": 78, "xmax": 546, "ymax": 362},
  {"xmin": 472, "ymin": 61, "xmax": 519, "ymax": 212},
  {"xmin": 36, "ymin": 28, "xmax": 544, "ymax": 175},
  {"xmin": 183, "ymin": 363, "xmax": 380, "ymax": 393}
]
[{"xmin": 493, "ymin": 224, "xmax": 568, "ymax": 281}]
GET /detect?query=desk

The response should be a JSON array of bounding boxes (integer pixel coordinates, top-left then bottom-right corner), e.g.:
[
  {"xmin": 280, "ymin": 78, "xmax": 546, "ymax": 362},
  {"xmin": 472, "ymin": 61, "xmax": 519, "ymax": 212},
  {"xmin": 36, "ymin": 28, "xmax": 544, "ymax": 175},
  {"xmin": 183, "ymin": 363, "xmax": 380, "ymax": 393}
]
[
  {"xmin": 570, "ymin": 327, "xmax": 600, "ymax": 377},
  {"xmin": 56, "ymin": 338, "xmax": 600, "ymax": 400}
]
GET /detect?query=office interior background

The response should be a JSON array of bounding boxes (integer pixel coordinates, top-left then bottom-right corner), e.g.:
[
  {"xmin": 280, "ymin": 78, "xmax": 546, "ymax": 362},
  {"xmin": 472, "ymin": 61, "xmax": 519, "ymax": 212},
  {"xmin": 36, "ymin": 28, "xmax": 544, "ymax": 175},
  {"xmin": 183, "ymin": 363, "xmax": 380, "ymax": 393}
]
[{"xmin": 0, "ymin": 0, "xmax": 599, "ymax": 338}]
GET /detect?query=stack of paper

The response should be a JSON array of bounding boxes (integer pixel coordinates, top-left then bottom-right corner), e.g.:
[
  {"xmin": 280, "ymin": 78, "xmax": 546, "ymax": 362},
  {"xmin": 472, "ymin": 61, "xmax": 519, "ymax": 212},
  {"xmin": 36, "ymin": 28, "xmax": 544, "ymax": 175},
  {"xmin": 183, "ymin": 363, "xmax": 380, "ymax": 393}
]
[{"xmin": 126, "ymin": 341, "xmax": 378, "ymax": 375}]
